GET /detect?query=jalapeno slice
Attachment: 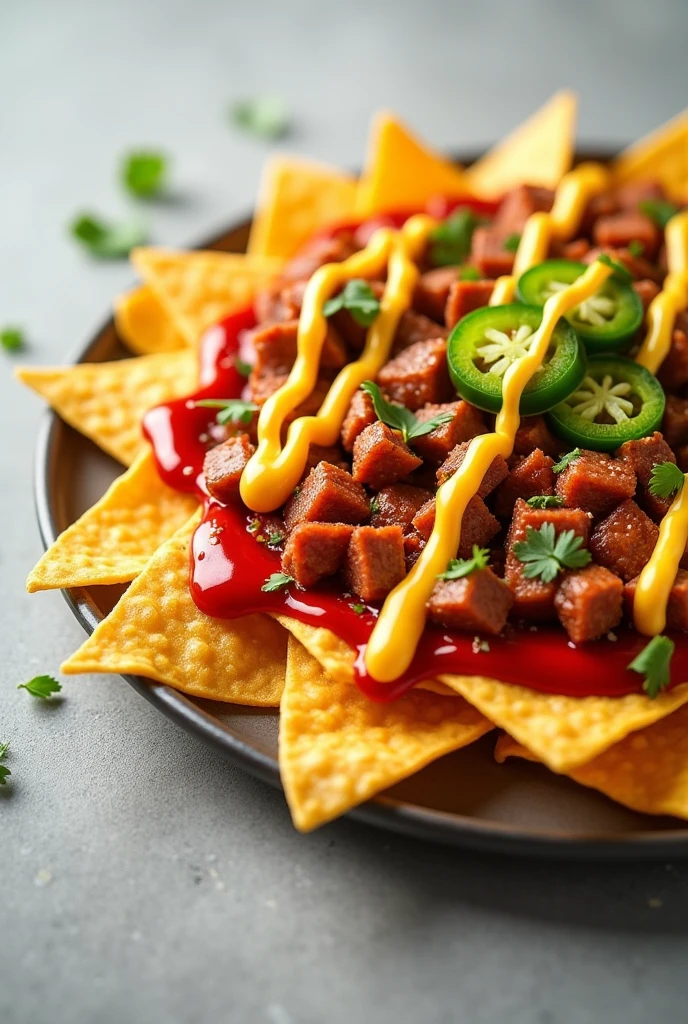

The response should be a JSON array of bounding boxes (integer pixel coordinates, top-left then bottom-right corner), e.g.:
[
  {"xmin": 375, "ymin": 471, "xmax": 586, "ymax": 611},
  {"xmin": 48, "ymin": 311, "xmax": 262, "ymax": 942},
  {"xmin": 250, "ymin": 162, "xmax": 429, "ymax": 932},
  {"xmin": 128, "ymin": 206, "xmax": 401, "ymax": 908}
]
[
  {"xmin": 516, "ymin": 259, "xmax": 643, "ymax": 352},
  {"xmin": 447, "ymin": 303, "xmax": 586, "ymax": 415},
  {"xmin": 546, "ymin": 355, "xmax": 665, "ymax": 452}
]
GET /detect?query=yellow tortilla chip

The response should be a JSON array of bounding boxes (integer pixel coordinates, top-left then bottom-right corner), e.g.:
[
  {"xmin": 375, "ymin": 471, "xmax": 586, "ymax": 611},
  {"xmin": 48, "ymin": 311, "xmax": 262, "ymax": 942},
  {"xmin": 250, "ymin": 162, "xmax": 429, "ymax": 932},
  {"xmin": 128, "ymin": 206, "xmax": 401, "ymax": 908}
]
[
  {"xmin": 114, "ymin": 285, "xmax": 186, "ymax": 355},
  {"xmin": 61, "ymin": 512, "xmax": 286, "ymax": 706},
  {"xmin": 26, "ymin": 448, "xmax": 197, "ymax": 592},
  {"xmin": 494, "ymin": 734, "xmax": 539, "ymax": 764},
  {"xmin": 16, "ymin": 349, "xmax": 197, "ymax": 466},
  {"xmin": 131, "ymin": 248, "xmax": 281, "ymax": 346},
  {"xmin": 466, "ymin": 91, "xmax": 577, "ymax": 199},
  {"xmin": 247, "ymin": 156, "xmax": 358, "ymax": 259},
  {"xmin": 440, "ymin": 674, "xmax": 688, "ymax": 773},
  {"xmin": 357, "ymin": 111, "xmax": 469, "ymax": 217},
  {"xmin": 612, "ymin": 110, "xmax": 688, "ymax": 203},
  {"xmin": 280, "ymin": 636, "xmax": 492, "ymax": 831}
]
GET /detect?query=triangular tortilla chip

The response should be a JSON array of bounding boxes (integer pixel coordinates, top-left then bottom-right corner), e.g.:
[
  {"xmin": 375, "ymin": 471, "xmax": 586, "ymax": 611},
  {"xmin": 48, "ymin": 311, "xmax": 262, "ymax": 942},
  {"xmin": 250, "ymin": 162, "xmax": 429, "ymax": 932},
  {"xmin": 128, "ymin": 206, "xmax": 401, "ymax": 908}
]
[
  {"xmin": 279, "ymin": 636, "xmax": 491, "ymax": 831},
  {"xmin": 115, "ymin": 285, "xmax": 186, "ymax": 355},
  {"xmin": 131, "ymin": 248, "xmax": 281, "ymax": 346},
  {"xmin": 466, "ymin": 91, "xmax": 577, "ymax": 198},
  {"xmin": 612, "ymin": 110, "xmax": 688, "ymax": 203},
  {"xmin": 26, "ymin": 448, "xmax": 198, "ymax": 592},
  {"xmin": 247, "ymin": 156, "xmax": 358, "ymax": 259},
  {"xmin": 357, "ymin": 111, "xmax": 469, "ymax": 217},
  {"xmin": 16, "ymin": 349, "xmax": 197, "ymax": 466},
  {"xmin": 440, "ymin": 674, "xmax": 688, "ymax": 773},
  {"xmin": 61, "ymin": 512, "xmax": 286, "ymax": 706}
]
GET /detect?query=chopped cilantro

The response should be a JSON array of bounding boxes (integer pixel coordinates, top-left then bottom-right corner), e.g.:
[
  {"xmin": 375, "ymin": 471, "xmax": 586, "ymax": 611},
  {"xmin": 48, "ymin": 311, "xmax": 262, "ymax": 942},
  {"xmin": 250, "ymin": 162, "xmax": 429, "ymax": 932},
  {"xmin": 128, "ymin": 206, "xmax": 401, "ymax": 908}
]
[
  {"xmin": 552, "ymin": 448, "xmax": 582, "ymax": 473},
  {"xmin": 234, "ymin": 356, "xmax": 252, "ymax": 377},
  {"xmin": 121, "ymin": 150, "xmax": 168, "ymax": 198},
  {"xmin": 370, "ymin": 496, "xmax": 380, "ymax": 516},
  {"xmin": 261, "ymin": 572, "xmax": 295, "ymax": 592},
  {"xmin": 648, "ymin": 460, "xmax": 685, "ymax": 500},
  {"xmin": 512, "ymin": 523, "xmax": 591, "ymax": 583},
  {"xmin": 230, "ymin": 96, "xmax": 290, "ymax": 140},
  {"xmin": 596, "ymin": 253, "xmax": 633, "ymax": 284},
  {"xmin": 323, "ymin": 279, "xmax": 380, "ymax": 327},
  {"xmin": 627, "ymin": 239, "xmax": 645, "ymax": 258},
  {"xmin": 195, "ymin": 398, "xmax": 258, "ymax": 426},
  {"xmin": 639, "ymin": 199, "xmax": 680, "ymax": 230},
  {"xmin": 526, "ymin": 495, "xmax": 565, "ymax": 509},
  {"xmin": 18, "ymin": 675, "xmax": 62, "ymax": 699},
  {"xmin": 628, "ymin": 635, "xmax": 675, "ymax": 699},
  {"xmin": 438, "ymin": 546, "xmax": 490, "ymax": 581},
  {"xmin": 69, "ymin": 213, "xmax": 146, "ymax": 259},
  {"xmin": 503, "ymin": 233, "xmax": 521, "ymax": 253},
  {"xmin": 267, "ymin": 531, "xmax": 285, "ymax": 547},
  {"xmin": 360, "ymin": 380, "xmax": 453, "ymax": 445},
  {"xmin": 247, "ymin": 518, "xmax": 261, "ymax": 534},
  {"xmin": 0, "ymin": 742, "xmax": 9, "ymax": 786},
  {"xmin": 350, "ymin": 602, "xmax": 366, "ymax": 615},
  {"xmin": 429, "ymin": 208, "xmax": 482, "ymax": 267},
  {"xmin": 459, "ymin": 265, "xmax": 481, "ymax": 282}
]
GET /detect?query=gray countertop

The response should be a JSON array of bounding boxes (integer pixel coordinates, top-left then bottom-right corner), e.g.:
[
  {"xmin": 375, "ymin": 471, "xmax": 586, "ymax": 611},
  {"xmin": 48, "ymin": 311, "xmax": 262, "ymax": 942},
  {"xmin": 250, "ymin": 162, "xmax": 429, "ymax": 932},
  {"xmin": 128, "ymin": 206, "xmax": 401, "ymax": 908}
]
[{"xmin": 3, "ymin": 1, "xmax": 688, "ymax": 1021}]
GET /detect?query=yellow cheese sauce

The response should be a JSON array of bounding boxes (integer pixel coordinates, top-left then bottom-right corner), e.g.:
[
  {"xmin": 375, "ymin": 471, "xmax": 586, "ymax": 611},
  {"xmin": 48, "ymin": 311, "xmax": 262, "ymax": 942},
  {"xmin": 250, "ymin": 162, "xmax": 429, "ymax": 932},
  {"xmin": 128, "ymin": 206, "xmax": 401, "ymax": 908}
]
[{"xmin": 636, "ymin": 211, "xmax": 688, "ymax": 373}]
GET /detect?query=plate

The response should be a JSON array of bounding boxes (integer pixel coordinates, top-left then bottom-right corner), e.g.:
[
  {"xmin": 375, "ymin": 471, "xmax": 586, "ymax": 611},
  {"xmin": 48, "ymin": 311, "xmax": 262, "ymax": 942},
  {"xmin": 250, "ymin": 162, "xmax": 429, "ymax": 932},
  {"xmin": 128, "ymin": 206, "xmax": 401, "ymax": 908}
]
[{"xmin": 33, "ymin": 156, "xmax": 688, "ymax": 859}]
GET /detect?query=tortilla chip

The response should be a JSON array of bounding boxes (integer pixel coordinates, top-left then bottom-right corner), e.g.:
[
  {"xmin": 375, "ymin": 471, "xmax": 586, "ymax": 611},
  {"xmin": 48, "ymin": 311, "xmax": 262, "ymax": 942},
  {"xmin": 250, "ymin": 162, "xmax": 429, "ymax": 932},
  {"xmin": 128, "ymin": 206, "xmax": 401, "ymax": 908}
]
[
  {"xmin": 114, "ymin": 285, "xmax": 186, "ymax": 355},
  {"xmin": 16, "ymin": 349, "xmax": 197, "ymax": 466},
  {"xmin": 440, "ymin": 674, "xmax": 688, "ymax": 773},
  {"xmin": 26, "ymin": 448, "xmax": 197, "ymax": 592},
  {"xmin": 466, "ymin": 91, "xmax": 577, "ymax": 199},
  {"xmin": 131, "ymin": 248, "xmax": 281, "ymax": 346},
  {"xmin": 247, "ymin": 156, "xmax": 359, "ymax": 259},
  {"xmin": 494, "ymin": 734, "xmax": 539, "ymax": 764},
  {"xmin": 357, "ymin": 112, "xmax": 469, "ymax": 217},
  {"xmin": 61, "ymin": 511, "xmax": 286, "ymax": 706},
  {"xmin": 612, "ymin": 110, "xmax": 688, "ymax": 203},
  {"xmin": 279, "ymin": 636, "xmax": 492, "ymax": 831}
]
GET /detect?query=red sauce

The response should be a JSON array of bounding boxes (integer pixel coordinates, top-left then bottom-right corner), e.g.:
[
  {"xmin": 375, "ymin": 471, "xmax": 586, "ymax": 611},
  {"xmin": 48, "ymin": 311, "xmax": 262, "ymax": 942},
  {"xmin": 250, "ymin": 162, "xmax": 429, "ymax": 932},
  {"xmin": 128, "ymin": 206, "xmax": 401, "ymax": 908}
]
[{"xmin": 142, "ymin": 212, "xmax": 688, "ymax": 704}]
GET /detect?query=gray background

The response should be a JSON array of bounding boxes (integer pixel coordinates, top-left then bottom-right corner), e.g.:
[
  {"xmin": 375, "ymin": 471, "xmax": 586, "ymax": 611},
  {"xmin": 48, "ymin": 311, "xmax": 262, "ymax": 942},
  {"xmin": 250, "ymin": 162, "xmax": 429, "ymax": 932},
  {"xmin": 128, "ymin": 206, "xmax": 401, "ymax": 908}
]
[{"xmin": 2, "ymin": 1, "xmax": 688, "ymax": 1021}]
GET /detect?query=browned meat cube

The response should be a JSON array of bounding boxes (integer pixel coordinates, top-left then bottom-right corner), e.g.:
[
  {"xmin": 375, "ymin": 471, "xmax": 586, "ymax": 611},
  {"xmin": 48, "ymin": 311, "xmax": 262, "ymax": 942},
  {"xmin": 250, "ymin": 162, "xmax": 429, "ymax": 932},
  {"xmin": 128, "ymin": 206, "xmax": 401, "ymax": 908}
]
[
  {"xmin": 427, "ymin": 568, "xmax": 514, "ymax": 635},
  {"xmin": 444, "ymin": 279, "xmax": 496, "ymax": 329},
  {"xmin": 555, "ymin": 450, "xmax": 636, "ymax": 517},
  {"xmin": 414, "ymin": 267, "xmax": 458, "ymax": 322},
  {"xmin": 370, "ymin": 484, "xmax": 433, "ymax": 529},
  {"xmin": 493, "ymin": 185, "xmax": 554, "ymax": 233},
  {"xmin": 412, "ymin": 495, "xmax": 500, "ymax": 556},
  {"xmin": 634, "ymin": 279, "xmax": 661, "ymax": 314},
  {"xmin": 470, "ymin": 226, "xmax": 515, "ymax": 278},
  {"xmin": 412, "ymin": 401, "xmax": 487, "ymax": 463},
  {"xmin": 248, "ymin": 370, "xmax": 333, "ymax": 422},
  {"xmin": 494, "ymin": 448, "xmax": 555, "ymax": 517},
  {"xmin": 280, "ymin": 234, "xmax": 358, "ymax": 283},
  {"xmin": 393, "ymin": 310, "xmax": 449, "ymax": 353},
  {"xmin": 589, "ymin": 500, "xmax": 658, "ymax": 582},
  {"xmin": 659, "ymin": 329, "xmax": 688, "ymax": 393},
  {"xmin": 352, "ymin": 421, "xmax": 422, "ymax": 488},
  {"xmin": 281, "ymin": 522, "xmax": 354, "ymax": 588},
  {"xmin": 550, "ymin": 238, "xmax": 590, "ymax": 262},
  {"xmin": 203, "ymin": 435, "xmax": 255, "ymax": 502},
  {"xmin": 580, "ymin": 191, "xmax": 619, "ymax": 235},
  {"xmin": 344, "ymin": 526, "xmax": 406, "ymax": 601},
  {"xmin": 583, "ymin": 246, "xmax": 663, "ymax": 284},
  {"xmin": 662, "ymin": 395, "xmax": 688, "ymax": 450},
  {"xmin": 254, "ymin": 282, "xmax": 302, "ymax": 324},
  {"xmin": 403, "ymin": 530, "xmax": 425, "ymax": 571},
  {"xmin": 436, "ymin": 441, "xmax": 509, "ymax": 494},
  {"xmin": 411, "ymin": 498, "xmax": 436, "ymax": 541},
  {"xmin": 252, "ymin": 319, "xmax": 346, "ymax": 376},
  {"xmin": 616, "ymin": 431, "xmax": 676, "ymax": 521},
  {"xmin": 341, "ymin": 389, "xmax": 377, "ymax": 451},
  {"xmin": 513, "ymin": 415, "xmax": 561, "ymax": 458},
  {"xmin": 284, "ymin": 462, "xmax": 370, "ymax": 532},
  {"xmin": 593, "ymin": 212, "xmax": 661, "ymax": 261},
  {"xmin": 554, "ymin": 565, "xmax": 623, "ymax": 643},
  {"xmin": 305, "ymin": 443, "xmax": 349, "ymax": 473},
  {"xmin": 377, "ymin": 337, "xmax": 452, "ymax": 410},
  {"xmin": 616, "ymin": 180, "xmax": 667, "ymax": 210},
  {"xmin": 624, "ymin": 569, "xmax": 688, "ymax": 632}
]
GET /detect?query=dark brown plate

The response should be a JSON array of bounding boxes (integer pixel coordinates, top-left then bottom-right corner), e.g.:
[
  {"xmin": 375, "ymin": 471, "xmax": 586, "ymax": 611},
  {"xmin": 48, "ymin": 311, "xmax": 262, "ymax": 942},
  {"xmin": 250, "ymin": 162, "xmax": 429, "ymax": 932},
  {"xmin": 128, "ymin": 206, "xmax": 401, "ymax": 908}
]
[{"xmin": 33, "ymin": 153, "xmax": 688, "ymax": 858}]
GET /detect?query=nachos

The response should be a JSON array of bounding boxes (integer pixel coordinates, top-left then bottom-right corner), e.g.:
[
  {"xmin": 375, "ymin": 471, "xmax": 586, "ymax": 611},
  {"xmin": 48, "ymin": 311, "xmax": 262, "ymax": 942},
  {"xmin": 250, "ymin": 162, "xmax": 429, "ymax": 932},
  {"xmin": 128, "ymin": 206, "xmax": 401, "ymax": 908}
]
[{"xmin": 19, "ymin": 93, "xmax": 688, "ymax": 831}]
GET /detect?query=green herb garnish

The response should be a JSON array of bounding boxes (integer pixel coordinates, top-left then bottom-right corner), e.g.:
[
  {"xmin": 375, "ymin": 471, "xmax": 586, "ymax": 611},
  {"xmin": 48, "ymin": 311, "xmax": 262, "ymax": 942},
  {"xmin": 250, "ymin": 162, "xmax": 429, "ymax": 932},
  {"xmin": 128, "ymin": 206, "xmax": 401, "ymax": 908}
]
[
  {"xmin": 0, "ymin": 742, "xmax": 10, "ymax": 786},
  {"xmin": 69, "ymin": 213, "xmax": 146, "ymax": 259},
  {"xmin": 512, "ymin": 523, "xmax": 591, "ymax": 583},
  {"xmin": 247, "ymin": 519, "xmax": 261, "ymax": 534},
  {"xmin": 503, "ymin": 233, "xmax": 521, "ymax": 253},
  {"xmin": 459, "ymin": 265, "xmax": 481, "ymax": 282},
  {"xmin": 429, "ymin": 208, "xmax": 482, "ymax": 267},
  {"xmin": 261, "ymin": 572, "xmax": 295, "ymax": 592},
  {"xmin": 0, "ymin": 327, "xmax": 25, "ymax": 352},
  {"xmin": 526, "ymin": 495, "xmax": 565, "ymax": 509},
  {"xmin": 438, "ymin": 545, "xmax": 490, "ymax": 581},
  {"xmin": 121, "ymin": 150, "xmax": 168, "ymax": 198},
  {"xmin": 370, "ymin": 496, "xmax": 380, "ymax": 515},
  {"xmin": 597, "ymin": 253, "xmax": 633, "ymax": 284},
  {"xmin": 230, "ymin": 96, "xmax": 290, "ymax": 140},
  {"xmin": 323, "ymin": 280, "xmax": 381, "ymax": 327},
  {"xmin": 552, "ymin": 448, "xmax": 582, "ymax": 474},
  {"xmin": 267, "ymin": 531, "xmax": 285, "ymax": 547},
  {"xmin": 628, "ymin": 635, "xmax": 675, "ymax": 699},
  {"xmin": 627, "ymin": 240, "xmax": 645, "ymax": 258},
  {"xmin": 234, "ymin": 356, "xmax": 252, "ymax": 377},
  {"xmin": 18, "ymin": 675, "xmax": 62, "ymax": 699},
  {"xmin": 639, "ymin": 199, "xmax": 680, "ymax": 230},
  {"xmin": 350, "ymin": 602, "xmax": 366, "ymax": 615},
  {"xmin": 195, "ymin": 398, "xmax": 258, "ymax": 426},
  {"xmin": 360, "ymin": 380, "xmax": 453, "ymax": 445},
  {"xmin": 648, "ymin": 461, "xmax": 685, "ymax": 500}
]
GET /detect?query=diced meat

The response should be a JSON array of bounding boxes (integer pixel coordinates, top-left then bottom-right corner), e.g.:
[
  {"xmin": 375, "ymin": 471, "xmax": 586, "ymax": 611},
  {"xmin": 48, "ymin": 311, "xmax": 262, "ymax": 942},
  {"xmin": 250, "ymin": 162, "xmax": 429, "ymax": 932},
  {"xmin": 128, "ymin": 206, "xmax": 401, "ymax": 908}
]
[
  {"xmin": 280, "ymin": 233, "xmax": 358, "ymax": 283},
  {"xmin": 403, "ymin": 530, "xmax": 425, "ymax": 571},
  {"xmin": 412, "ymin": 495, "xmax": 500, "ymax": 556},
  {"xmin": 249, "ymin": 371, "xmax": 333, "ymax": 422},
  {"xmin": 580, "ymin": 192, "xmax": 619, "ymax": 236},
  {"xmin": 659, "ymin": 329, "xmax": 688, "ymax": 393},
  {"xmin": 352, "ymin": 421, "xmax": 422, "ymax": 488},
  {"xmin": 494, "ymin": 448, "xmax": 555, "ymax": 518},
  {"xmin": 414, "ymin": 267, "xmax": 459, "ymax": 322},
  {"xmin": 427, "ymin": 568, "xmax": 514, "ymax": 635},
  {"xmin": 589, "ymin": 499, "xmax": 658, "ymax": 582},
  {"xmin": 329, "ymin": 281, "xmax": 385, "ymax": 350},
  {"xmin": 393, "ymin": 310, "xmax": 449, "ymax": 353},
  {"xmin": 593, "ymin": 212, "xmax": 661, "ymax": 261},
  {"xmin": 624, "ymin": 569, "xmax": 688, "ymax": 632},
  {"xmin": 678, "ymin": 446, "xmax": 688, "ymax": 473},
  {"xmin": 616, "ymin": 431, "xmax": 676, "ymax": 521},
  {"xmin": 411, "ymin": 401, "xmax": 487, "ymax": 463},
  {"xmin": 370, "ymin": 484, "xmax": 433, "ymax": 529},
  {"xmin": 554, "ymin": 564, "xmax": 623, "ymax": 643},
  {"xmin": 615, "ymin": 180, "xmax": 667, "ymax": 210},
  {"xmin": 203, "ymin": 435, "xmax": 254, "ymax": 503},
  {"xmin": 662, "ymin": 396, "xmax": 688, "ymax": 450},
  {"xmin": 283, "ymin": 461, "xmax": 370, "ymax": 532},
  {"xmin": 444, "ymin": 279, "xmax": 496, "ymax": 329},
  {"xmin": 281, "ymin": 522, "xmax": 354, "ymax": 588},
  {"xmin": 470, "ymin": 226, "xmax": 515, "ymax": 278},
  {"xmin": 436, "ymin": 441, "xmax": 509, "ymax": 494},
  {"xmin": 341, "ymin": 389, "xmax": 377, "ymax": 451},
  {"xmin": 411, "ymin": 498, "xmax": 436, "ymax": 541},
  {"xmin": 634, "ymin": 279, "xmax": 661, "ymax": 314},
  {"xmin": 493, "ymin": 185, "xmax": 554, "ymax": 233},
  {"xmin": 513, "ymin": 415, "xmax": 561, "ymax": 458},
  {"xmin": 254, "ymin": 282, "xmax": 302, "ymax": 324},
  {"xmin": 344, "ymin": 525, "xmax": 406, "ymax": 601},
  {"xmin": 555, "ymin": 450, "xmax": 636, "ymax": 518},
  {"xmin": 377, "ymin": 337, "xmax": 452, "ymax": 410},
  {"xmin": 549, "ymin": 238, "xmax": 591, "ymax": 262},
  {"xmin": 305, "ymin": 443, "xmax": 349, "ymax": 473},
  {"xmin": 251, "ymin": 319, "xmax": 346, "ymax": 376},
  {"xmin": 583, "ymin": 246, "xmax": 663, "ymax": 284}
]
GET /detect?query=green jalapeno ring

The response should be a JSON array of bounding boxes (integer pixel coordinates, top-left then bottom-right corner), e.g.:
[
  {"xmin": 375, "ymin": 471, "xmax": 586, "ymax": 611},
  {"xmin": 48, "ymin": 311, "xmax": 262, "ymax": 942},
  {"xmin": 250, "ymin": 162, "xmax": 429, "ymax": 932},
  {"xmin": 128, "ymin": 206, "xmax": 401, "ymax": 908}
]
[
  {"xmin": 516, "ymin": 259, "xmax": 644, "ymax": 352},
  {"xmin": 447, "ymin": 303, "xmax": 586, "ymax": 416},
  {"xmin": 546, "ymin": 355, "xmax": 665, "ymax": 453}
]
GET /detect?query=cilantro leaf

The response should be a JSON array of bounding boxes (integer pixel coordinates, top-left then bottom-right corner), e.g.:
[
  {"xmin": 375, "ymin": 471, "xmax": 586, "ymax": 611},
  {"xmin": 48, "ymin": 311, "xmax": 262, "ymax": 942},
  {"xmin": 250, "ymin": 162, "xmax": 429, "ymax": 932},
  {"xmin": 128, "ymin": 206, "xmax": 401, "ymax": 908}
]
[
  {"xmin": 0, "ymin": 742, "xmax": 8, "ymax": 760},
  {"xmin": 350, "ymin": 602, "xmax": 366, "ymax": 615},
  {"xmin": 438, "ymin": 546, "xmax": 490, "ymax": 580},
  {"xmin": 267, "ymin": 531, "xmax": 285, "ymax": 547},
  {"xmin": 323, "ymin": 280, "xmax": 380, "ymax": 327},
  {"xmin": 648, "ymin": 460, "xmax": 685, "ymax": 500},
  {"xmin": 18, "ymin": 675, "xmax": 62, "ymax": 699},
  {"xmin": 360, "ymin": 380, "xmax": 454, "ymax": 444},
  {"xmin": 459, "ymin": 265, "xmax": 481, "ymax": 282},
  {"xmin": 628, "ymin": 635, "xmax": 675, "ymax": 699},
  {"xmin": 230, "ymin": 96, "xmax": 290, "ymax": 140},
  {"xmin": 512, "ymin": 523, "xmax": 591, "ymax": 583},
  {"xmin": 596, "ymin": 253, "xmax": 633, "ymax": 283},
  {"xmin": 429, "ymin": 208, "xmax": 482, "ymax": 267},
  {"xmin": 526, "ymin": 495, "xmax": 564, "ymax": 509},
  {"xmin": 261, "ymin": 572, "xmax": 295, "ymax": 592},
  {"xmin": 1, "ymin": 326, "xmax": 25, "ymax": 352},
  {"xmin": 195, "ymin": 398, "xmax": 258, "ymax": 426},
  {"xmin": 370, "ymin": 496, "xmax": 380, "ymax": 515},
  {"xmin": 639, "ymin": 199, "xmax": 680, "ymax": 230},
  {"xmin": 627, "ymin": 239, "xmax": 645, "ymax": 258},
  {"xmin": 552, "ymin": 448, "xmax": 582, "ymax": 473},
  {"xmin": 234, "ymin": 356, "xmax": 252, "ymax": 377},
  {"xmin": 69, "ymin": 213, "xmax": 146, "ymax": 259},
  {"xmin": 0, "ymin": 742, "xmax": 9, "ymax": 786},
  {"xmin": 503, "ymin": 233, "xmax": 521, "ymax": 253},
  {"xmin": 121, "ymin": 150, "xmax": 168, "ymax": 198}
]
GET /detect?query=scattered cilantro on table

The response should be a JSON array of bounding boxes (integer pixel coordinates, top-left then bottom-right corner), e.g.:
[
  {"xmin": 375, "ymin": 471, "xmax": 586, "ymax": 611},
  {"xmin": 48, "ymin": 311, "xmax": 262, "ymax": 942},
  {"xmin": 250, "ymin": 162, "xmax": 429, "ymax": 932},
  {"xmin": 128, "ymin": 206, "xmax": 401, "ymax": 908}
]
[
  {"xmin": 121, "ymin": 150, "xmax": 168, "ymax": 198},
  {"xmin": 230, "ymin": 96, "xmax": 291, "ymax": 140},
  {"xmin": 323, "ymin": 280, "xmax": 381, "ymax": 327},
  {"xmin": 438, "ymin": 546, "xmax": 490, "ymax": 580},
  {"xmin": 18, "ymin": 675, "xmax": 62, "ymax": 699},
  {"xmin": 648, "ymin": 461, "xmax": 685, "ymax": 500},
  {"xmin": 1, "ymin": 326, "xmax": 25, "ymax": 352},
  {"xmin": 69, "ymin": 213, "xmax": 147, "ymax": 259},
  {"xmin": 0, "ymin": 742, "xmax": 10, "ymax": 786},
  {"xmin": 195, "ymin": 398, "xmax": 258, "ymax": 426},
  {"xmin": 360, "ymin": 381, "xmax": 453, "ymax": 445},
  {"xmin": 512, "ymin": 523, "xmax": 591, "ymax": 583},
  {"xmin": 628, "ymin": 635, "xmax": 675, "ymax": 699}
]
